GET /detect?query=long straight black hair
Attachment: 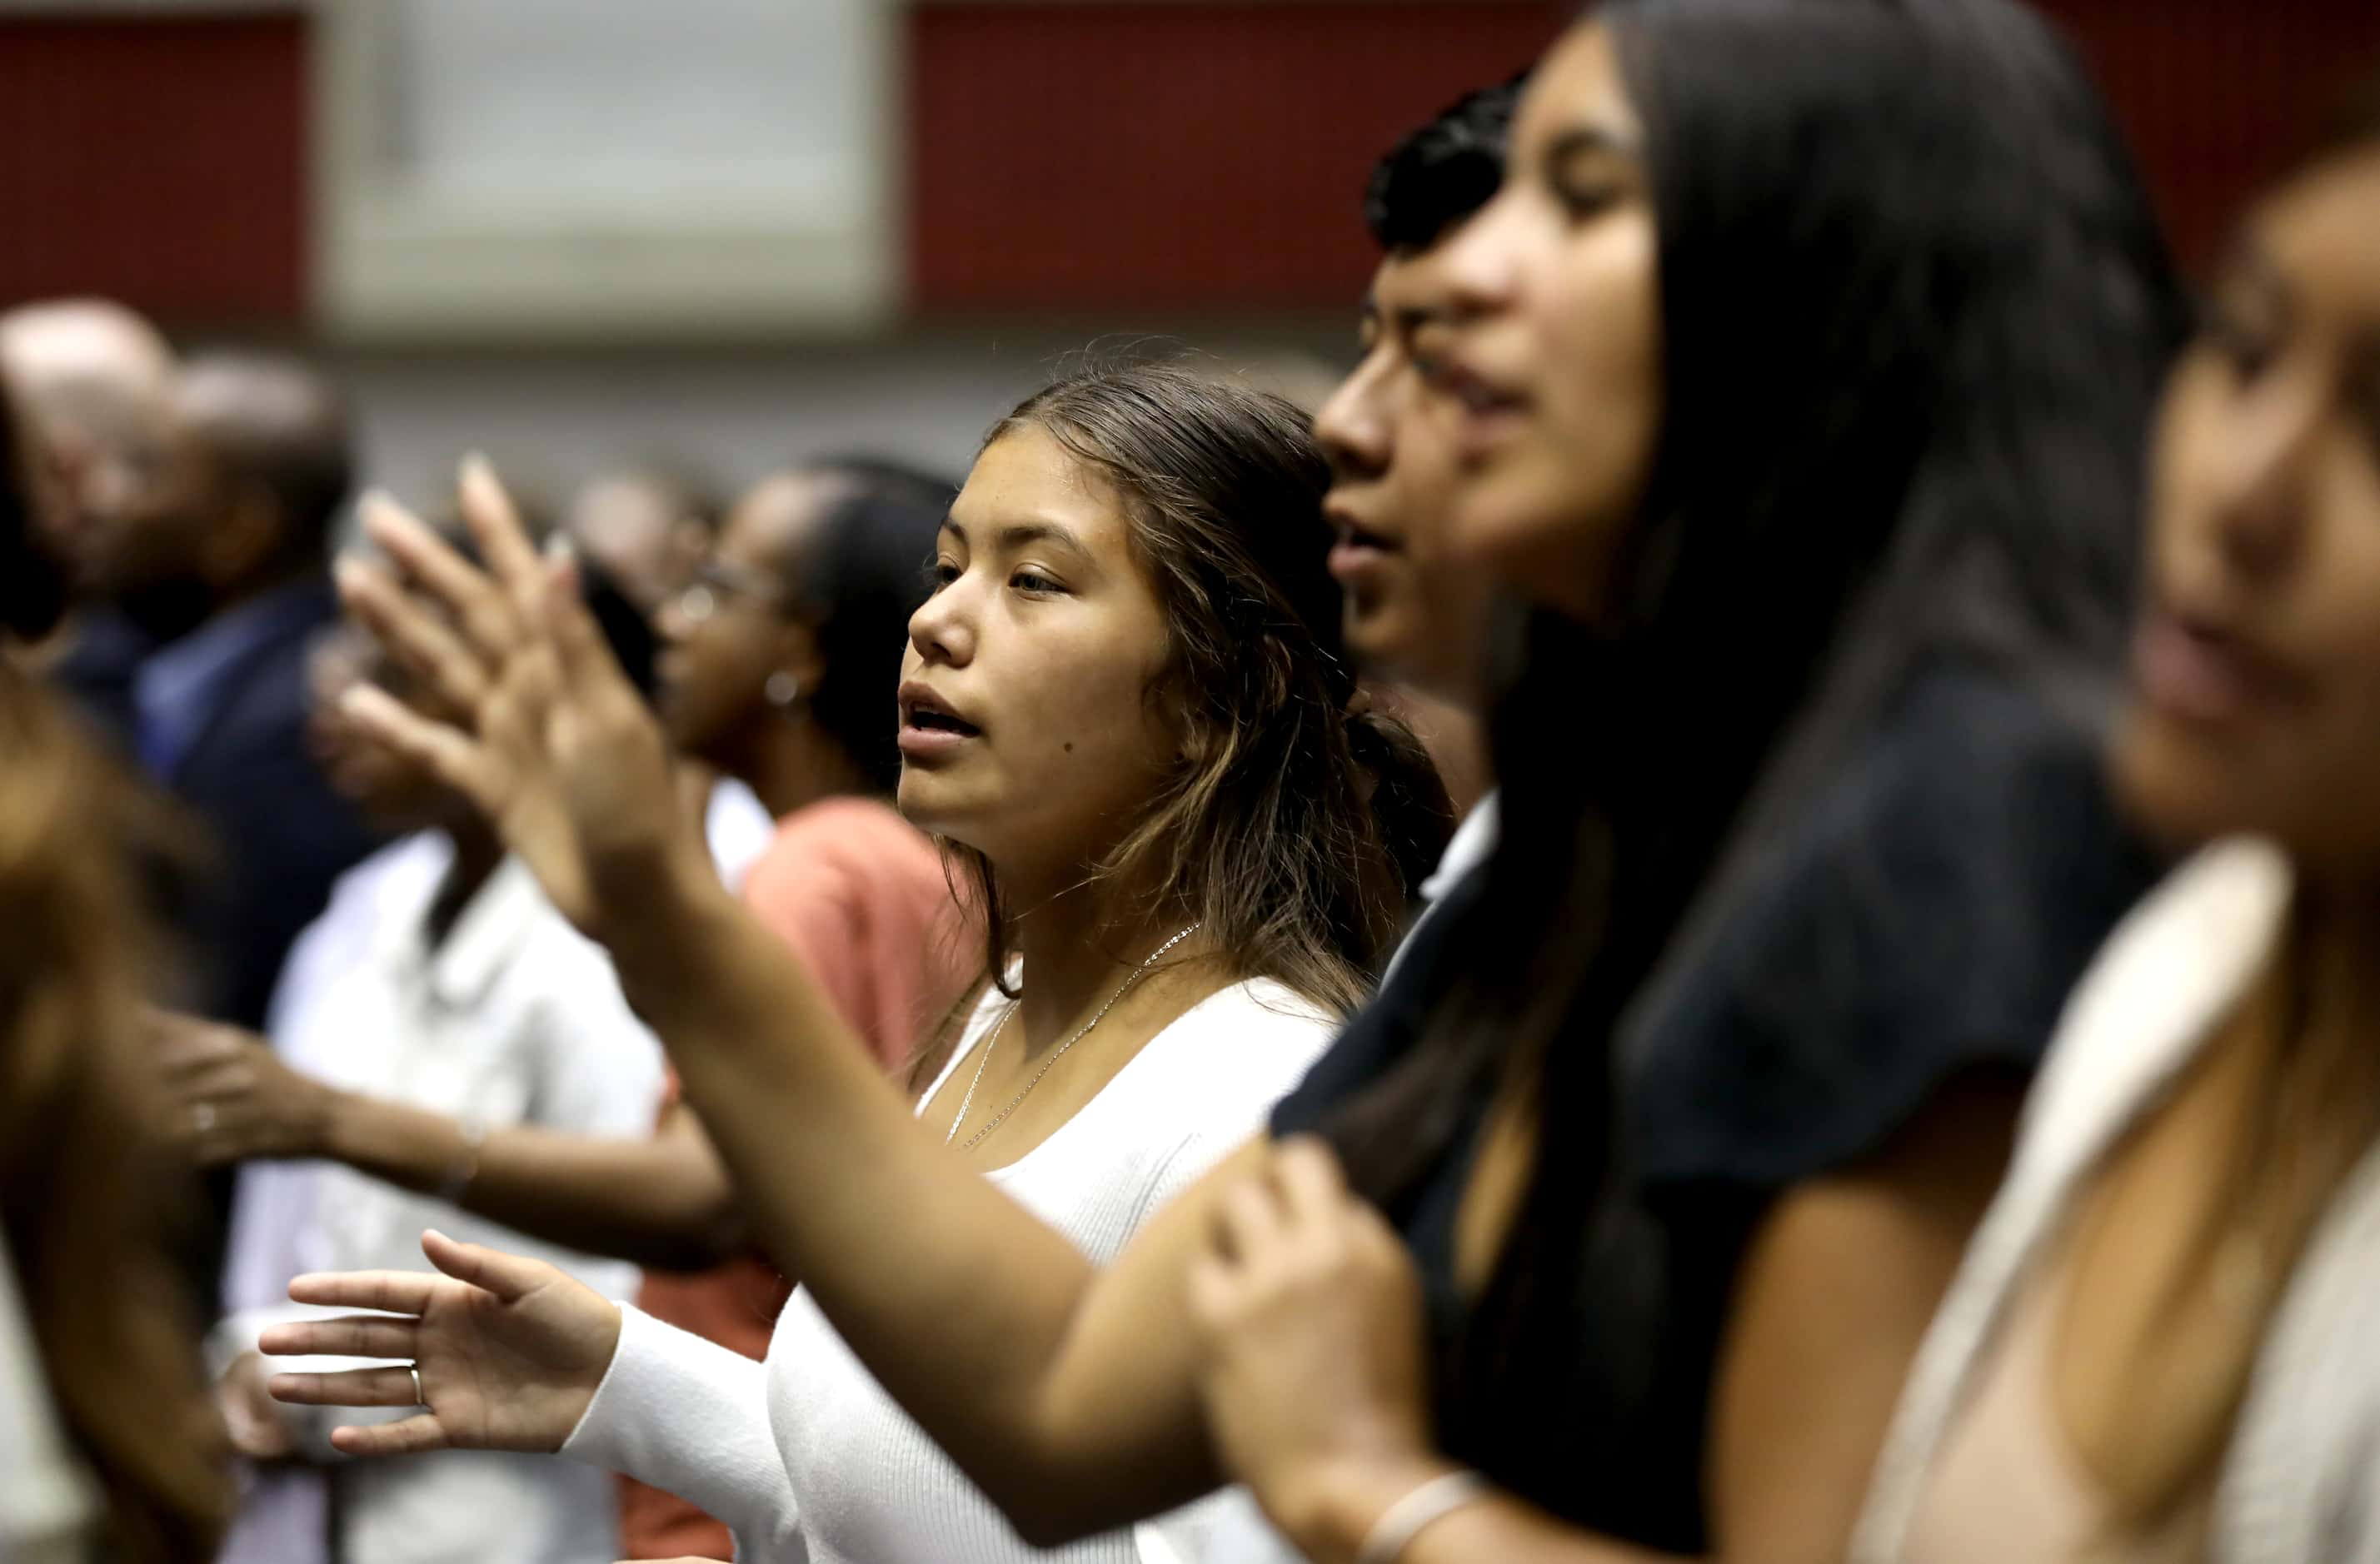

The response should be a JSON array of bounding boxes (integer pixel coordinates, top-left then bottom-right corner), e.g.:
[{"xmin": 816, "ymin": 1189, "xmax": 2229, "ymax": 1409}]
[{"xmin": 1324, "ymin": 0, "xmax": 2186, "ymax": 1514}]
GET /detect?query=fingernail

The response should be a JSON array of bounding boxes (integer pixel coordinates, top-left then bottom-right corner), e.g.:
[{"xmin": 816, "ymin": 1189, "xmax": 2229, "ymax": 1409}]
[
  {"xmin": 542, "ymin": 532, "xmax": 576, "ymax": 563},
  {"xmin": 460, "ymin": 452, "xmax": 492, "ymax": 487}
]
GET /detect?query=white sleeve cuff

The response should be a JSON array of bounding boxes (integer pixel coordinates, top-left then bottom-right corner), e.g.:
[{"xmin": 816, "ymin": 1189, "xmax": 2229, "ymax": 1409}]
[{"xmin": 560, "ymin": 1303, "xmax": 800, "ymax": 1559}]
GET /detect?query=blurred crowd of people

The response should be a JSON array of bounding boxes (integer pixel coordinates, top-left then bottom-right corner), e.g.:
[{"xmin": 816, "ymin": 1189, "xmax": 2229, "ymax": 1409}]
[{"xmin": 7, "ymin": 2, "xmax": 2380, "ymax": 1562}]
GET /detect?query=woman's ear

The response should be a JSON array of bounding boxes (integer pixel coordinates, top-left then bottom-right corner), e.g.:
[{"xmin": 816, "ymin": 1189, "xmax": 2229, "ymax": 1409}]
[{"xmin": 766, "ymin": 620, "xmax": 831, "ymax": 702}]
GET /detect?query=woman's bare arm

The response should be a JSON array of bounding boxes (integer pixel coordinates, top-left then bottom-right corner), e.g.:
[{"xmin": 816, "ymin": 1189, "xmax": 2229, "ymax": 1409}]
[
  {"xmin": 162, "ymin": 1017, "xmax": 747, "ymax": 1270},
  {"xmin": 325, "ymin": 1098, "xmax": 748, "ymax": 1273},
  {"xmin": 616, "ymin": 879, "xmax": 1249, "ymax": 1542}
]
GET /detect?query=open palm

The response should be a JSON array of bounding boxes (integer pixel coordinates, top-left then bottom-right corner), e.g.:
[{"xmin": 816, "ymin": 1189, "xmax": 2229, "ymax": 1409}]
[
  {"xmin": 261, "ymin": 1229, "xmax": 623, "ymax": 1458},
  {"xmin": 337, "ymin": 456, "xmax": 694, "ymax": 936}
]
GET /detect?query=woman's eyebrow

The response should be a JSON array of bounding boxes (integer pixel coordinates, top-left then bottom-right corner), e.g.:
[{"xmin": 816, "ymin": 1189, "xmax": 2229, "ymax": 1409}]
[
  {"xmin": 940, "ymin": 516, "xmax": 1095, "ymax": 566},
  {"xmin": 1543, "ymin": 122, "xmax": 1645, "ymax": 166},
  {"xmin": 993, "ymin": 522, "xmax": 1094, "ymax": 565}
]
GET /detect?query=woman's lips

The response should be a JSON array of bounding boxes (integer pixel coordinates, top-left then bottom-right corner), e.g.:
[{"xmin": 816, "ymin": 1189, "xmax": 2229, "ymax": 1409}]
[
  {"xmin": 2133, "ymin": 609, "xmax": 2308, "ymax": 726},
  {"xmin": 896, "ymin": 680, "xmax": 982, "ymax": 762},
  {"xmin": 896, "ymin": 723, "xmax": 976, "ymax": 762},
  {"xmin": 1326, "ymin": 512, "xmax": 1402, "ymax": 590}
]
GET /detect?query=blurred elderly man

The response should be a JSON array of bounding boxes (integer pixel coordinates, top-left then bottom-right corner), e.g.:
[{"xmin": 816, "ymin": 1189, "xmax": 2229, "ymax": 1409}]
[
  {"xmin": 118, "ymin": 350, "xmax": 381, "ymax": 1032},
  {"xmin": 0, "ymin": 298, "xmax": 183, "ymax": 733}
]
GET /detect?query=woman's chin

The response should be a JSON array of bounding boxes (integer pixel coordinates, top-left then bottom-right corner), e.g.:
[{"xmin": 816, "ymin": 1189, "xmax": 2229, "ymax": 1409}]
[
  {"xmin": 1448, "ymin": 469, "xmax": 1620, "ymax": 625},
  {"xmin": 2108, "ymin": 710, "xmax": 2259, "ymax": 856},
  {"xmin": 893, "ymin": 773, "xmax": 981, "ymax": 847}
]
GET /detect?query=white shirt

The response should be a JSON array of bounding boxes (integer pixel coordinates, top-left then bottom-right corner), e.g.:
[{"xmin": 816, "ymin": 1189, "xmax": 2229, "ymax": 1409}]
[
  {"xmin": 706, "ymin": 776, "xmax": 777, "ymax": 891},
  {"xmin": 1380, "ymin": 789, "xmax": 1499, "ymax": 991},
  {"xmin": 562, "ymin": 977, "xmax": 1337, "ymax": 1563},
  {"xmin": 216, "ymin": 833, "xmax": 666, "ymax": 1564},
  {"xmin": 1855, "ymin": 839, "xmax": 2380, "ymax": 1563},
  {"xmin": 0, "ymin": 1243, "xmax": 94, "ymax": 1564}
]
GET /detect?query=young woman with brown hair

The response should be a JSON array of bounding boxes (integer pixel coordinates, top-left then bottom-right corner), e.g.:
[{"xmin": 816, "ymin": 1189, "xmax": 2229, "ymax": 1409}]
[{"xmin": 265, "ymin": 362, "xmax": 1449, "ymax": 1563}]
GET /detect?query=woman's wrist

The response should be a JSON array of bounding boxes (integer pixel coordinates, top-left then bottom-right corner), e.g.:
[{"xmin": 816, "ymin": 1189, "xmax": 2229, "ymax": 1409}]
[
  {"xmin": 1270, "ymin": 1452, "xmax": 1473, "ymax": 1564},
  {"xmin": 281, "ymin": 1076, "xmax": 343, "ymax": 1159},
  {"xmin": 594, "ymin": 839, "xmax": 739, "ymax": 999},
  {"xmin": 322, "ymin": 1092, "xmax": 476, "ymax": 1201}
]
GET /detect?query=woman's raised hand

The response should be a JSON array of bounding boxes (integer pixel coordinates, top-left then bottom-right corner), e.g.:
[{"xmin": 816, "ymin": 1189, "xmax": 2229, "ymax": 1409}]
[
  {"xmin": 262, "ymin": 1229, "xmax": 621, "ymax": 1458},
  {"xmin": 335, "ymin": 455, "xmax": 698, "ymax": 935}
]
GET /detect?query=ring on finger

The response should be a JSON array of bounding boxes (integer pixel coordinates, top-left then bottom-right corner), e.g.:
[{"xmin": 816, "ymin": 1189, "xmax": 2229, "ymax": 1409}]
[{"xmin": 409, "ymin": 1362, "xmax": 425, "ymax": 1407}]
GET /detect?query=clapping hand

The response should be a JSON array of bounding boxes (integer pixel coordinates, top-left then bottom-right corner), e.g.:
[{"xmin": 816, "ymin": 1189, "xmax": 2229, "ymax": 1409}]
[
  {"xmin": 1185, "ymin": 1138, "xmax": 1442, "ymax": 1537},
  {"xmin": 335, "ymin": 455, "xmax": 704, "ymax": 939}
]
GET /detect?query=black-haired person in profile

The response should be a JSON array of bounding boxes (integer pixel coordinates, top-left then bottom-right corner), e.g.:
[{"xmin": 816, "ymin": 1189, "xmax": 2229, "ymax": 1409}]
[
  {"xmin": 1316, "ymin": 79, "xmax": 1519, "ymax": 975},
  {"xmin": 631, "ymin": 460, "xmax": 980, "ymax": 1560}
]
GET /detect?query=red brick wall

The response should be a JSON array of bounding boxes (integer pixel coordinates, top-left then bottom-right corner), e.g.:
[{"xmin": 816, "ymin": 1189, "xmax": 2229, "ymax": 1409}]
[
  {"xmin": 0, "ymin": 14, "xmax": 307, "ymax": 321},
  {"xmin": 907, "ymin": 2, "xmax": 1564, "ymax": 310},
  {"xmin": 0, "ymin": 5, "xmax": 2373, "ymax": 326},
  {"xmin": 2038, "ymin": 0, "xmax": 2380, "ymax": 264}
]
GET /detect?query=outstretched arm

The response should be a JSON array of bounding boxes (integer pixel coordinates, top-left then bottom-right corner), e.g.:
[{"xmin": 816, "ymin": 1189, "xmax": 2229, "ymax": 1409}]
[
  {"xmin": 327, "ymin": 460, "xmax": 1238, "ymax": 1542},
  {"xmin": 160, "ymin": 1018, "xmax": 746, "ymax": 1272}
]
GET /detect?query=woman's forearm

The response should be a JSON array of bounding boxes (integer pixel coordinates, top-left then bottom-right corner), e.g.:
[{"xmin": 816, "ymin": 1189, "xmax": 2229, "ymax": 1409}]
[
  {"xmin": 601, "ymin": 859, "xmax": 1226, "ymax": 1542},
  {"xmin": 320, "ymin": 1093, "xmax": 746, "ymax": 1272}
]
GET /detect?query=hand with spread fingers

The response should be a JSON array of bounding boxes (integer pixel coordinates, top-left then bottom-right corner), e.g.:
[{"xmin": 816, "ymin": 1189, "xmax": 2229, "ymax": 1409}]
[
  {"xmin": 1186, "ymin": 1136, "xmax": 1445, "ymax": 1546},
  {"xmin": 152, "ymin": 1010, "xmax": 335, "ymax": 1165},
  {"xmin": 262, "ymin": 1228, "xmax": 622, "ymax": 1458},
  {"xmin": 335, "ymin": 455, "xmax": 701, "ymax": 937}
]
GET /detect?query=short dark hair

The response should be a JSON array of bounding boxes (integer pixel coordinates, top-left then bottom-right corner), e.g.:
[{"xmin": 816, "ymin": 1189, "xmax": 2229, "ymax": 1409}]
[
  {"xmin": 1364, "ymin": 77, "xmax": 1527, "ymax": 252},
  {"xmin": 179, "ymin": 351, "xmax": 354, "ymax": 560}
]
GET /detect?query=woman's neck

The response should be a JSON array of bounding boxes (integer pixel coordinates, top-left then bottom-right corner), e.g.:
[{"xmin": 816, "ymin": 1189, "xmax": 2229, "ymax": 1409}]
[
  {"xmin": 2288, "ymin": 877, "xmax": 2380, "ymax": 1045},
  {"xmin": 1005, "ymin": 866, "xmax": 1200, "ymax": 1051},
  {"xmin": 735, "ymin": 715, "xmax": 876, "ymax": 820}
]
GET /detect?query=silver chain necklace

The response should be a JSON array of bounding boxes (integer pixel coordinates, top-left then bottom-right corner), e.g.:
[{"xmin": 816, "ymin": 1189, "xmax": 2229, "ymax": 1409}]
[{"xmin": 943, "ymin": 922, "xmax": 1202, "ymax": 1153}]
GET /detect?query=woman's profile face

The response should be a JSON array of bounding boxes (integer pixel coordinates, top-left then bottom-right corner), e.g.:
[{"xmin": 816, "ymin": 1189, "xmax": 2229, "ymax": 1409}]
[
  {"xmin": 2114, "ymin": 141, "xmax": 2380, "ymax": 869},
  {"xmin": 1408, "ymin": 22, "xmax": 1663, "ymax": 623},
  {"xmin": 896, "ymin": 425, "xmax": 1178, "ymax": 878},
  {"xmin": 655, "ymin": 472, "xmax": 833, "ymax": 770}
]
